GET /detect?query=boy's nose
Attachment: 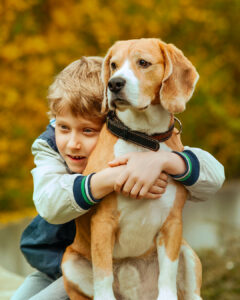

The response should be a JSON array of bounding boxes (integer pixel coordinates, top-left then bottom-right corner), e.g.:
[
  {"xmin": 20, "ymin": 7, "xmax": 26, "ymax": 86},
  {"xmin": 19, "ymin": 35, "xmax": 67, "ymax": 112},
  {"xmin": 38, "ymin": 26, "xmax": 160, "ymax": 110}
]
[{"xmin": 68, "ymin": 135, "xmax": 81, "ymax": 149}]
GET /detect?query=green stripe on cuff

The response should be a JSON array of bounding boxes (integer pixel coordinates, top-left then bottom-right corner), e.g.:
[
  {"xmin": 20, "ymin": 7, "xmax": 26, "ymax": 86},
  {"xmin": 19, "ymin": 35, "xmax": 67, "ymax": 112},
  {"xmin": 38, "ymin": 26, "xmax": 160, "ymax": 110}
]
[
  {"xmin": 176, "ymin": 152, "xmax": 192, "ymax": 182},
  {"xmin": 81, "ymin": 176, "xmax": 94, "ymax": 206}
]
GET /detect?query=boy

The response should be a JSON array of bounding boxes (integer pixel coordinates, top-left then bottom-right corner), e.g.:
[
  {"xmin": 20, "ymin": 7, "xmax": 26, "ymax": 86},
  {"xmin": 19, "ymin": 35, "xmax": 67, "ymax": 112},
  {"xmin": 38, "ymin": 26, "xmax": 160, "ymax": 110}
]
[{"xmin": 13, "ymin": 57, "xmax": 224, "ymax": 300}]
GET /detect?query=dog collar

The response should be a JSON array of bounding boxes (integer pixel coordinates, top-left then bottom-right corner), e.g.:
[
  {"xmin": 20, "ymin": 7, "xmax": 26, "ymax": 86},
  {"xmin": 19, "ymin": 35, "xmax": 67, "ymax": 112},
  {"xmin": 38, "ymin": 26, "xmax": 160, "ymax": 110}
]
[{"xmin": 106, "ymin": 110, "xmax": 181, "ymax": 151}]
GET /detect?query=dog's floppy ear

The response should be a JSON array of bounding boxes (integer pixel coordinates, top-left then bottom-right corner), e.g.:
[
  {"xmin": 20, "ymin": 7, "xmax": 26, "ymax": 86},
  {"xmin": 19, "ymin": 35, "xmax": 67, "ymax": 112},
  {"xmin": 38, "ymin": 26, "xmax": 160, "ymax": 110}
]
[
  {"xmin": 159, "ymin": 42, "xmax": 199, "ymax": 114},
  {"xmin": 101, "ymin": 47, "xmax": 113, "ymax": 113}
]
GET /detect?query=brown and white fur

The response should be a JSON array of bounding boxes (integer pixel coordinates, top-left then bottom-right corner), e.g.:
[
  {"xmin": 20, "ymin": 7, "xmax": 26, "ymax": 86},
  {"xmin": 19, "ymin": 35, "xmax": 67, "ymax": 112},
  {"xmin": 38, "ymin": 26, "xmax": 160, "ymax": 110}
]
[{"xmin": 62, "ymin": 38, "xmax": 202, "ymax": 300}]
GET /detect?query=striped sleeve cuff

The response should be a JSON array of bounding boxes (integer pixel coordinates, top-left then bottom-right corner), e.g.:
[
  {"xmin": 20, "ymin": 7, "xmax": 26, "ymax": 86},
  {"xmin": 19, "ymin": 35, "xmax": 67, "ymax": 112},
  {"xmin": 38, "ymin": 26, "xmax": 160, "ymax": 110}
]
[
  {"xmin": 170, "ymin": 150, "xmax": 200, "ymax": 186},
  {"xmin": 73, "ymin": 173, "xmax": 101, "ymax": 210}
]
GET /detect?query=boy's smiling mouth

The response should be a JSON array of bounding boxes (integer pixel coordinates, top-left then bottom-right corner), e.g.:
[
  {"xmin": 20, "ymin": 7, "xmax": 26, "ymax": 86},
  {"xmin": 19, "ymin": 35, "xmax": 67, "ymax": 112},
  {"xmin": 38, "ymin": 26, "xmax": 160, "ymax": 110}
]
[
  {"xmin": 67, "ymin": 155, "xmax": 86, "ymax": 161},
  {"xmin": 65, "ymin": 154, "xmax": 88, "ymax": 173}
]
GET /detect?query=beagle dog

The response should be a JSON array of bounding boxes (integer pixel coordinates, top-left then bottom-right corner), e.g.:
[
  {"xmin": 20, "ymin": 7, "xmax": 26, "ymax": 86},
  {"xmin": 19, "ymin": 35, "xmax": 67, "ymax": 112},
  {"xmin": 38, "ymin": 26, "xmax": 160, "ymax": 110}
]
[{"xmin": 62, "ymin": 38, "xmax": 202, "ymax": 300}]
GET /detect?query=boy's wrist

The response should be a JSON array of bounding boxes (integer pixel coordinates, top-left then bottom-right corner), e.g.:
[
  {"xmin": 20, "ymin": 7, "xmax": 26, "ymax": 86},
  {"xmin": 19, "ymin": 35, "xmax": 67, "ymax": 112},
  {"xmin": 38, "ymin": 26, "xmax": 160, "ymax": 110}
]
[
  {"xmin": 90, "ymin": 169, "xmax": 112, "ymax": 199},
  {"xmin": 90, "ymin": 166, "xmax": 125, "ymax": 199},
  {"xmin": 162, "ymin": 152, "xmax": 187, "ymax": 175}
]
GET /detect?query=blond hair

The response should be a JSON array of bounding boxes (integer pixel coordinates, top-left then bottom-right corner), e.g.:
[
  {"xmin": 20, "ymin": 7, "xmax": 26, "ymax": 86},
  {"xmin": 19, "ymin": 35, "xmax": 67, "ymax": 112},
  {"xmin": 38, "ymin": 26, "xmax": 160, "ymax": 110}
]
[{"xmin": 48, "ymin": 56, "xmax": 105, "ymax": 122}]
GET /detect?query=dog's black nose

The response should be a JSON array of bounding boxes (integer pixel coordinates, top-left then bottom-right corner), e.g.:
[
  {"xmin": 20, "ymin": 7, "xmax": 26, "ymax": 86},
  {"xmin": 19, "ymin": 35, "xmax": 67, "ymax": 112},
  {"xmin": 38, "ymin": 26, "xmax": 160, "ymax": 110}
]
[{"xmin": 108, "ymin": 77, "xmax": 126, "ymax": 93}]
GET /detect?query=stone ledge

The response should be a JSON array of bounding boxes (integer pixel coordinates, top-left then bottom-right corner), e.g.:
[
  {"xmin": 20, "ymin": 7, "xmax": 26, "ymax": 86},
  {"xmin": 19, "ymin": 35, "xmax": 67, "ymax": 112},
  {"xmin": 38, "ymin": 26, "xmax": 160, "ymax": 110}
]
[{"xmin": 0, "ymin": 265, "xmax": 24, "ymax": 300}]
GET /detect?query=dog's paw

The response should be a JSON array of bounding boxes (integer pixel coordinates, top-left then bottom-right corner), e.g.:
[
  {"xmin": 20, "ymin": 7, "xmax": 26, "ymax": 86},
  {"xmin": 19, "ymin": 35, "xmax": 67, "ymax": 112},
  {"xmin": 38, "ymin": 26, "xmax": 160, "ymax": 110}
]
[
  {"xmin": 94, "ymin": 295, "xmax": 116, "ymax": 300},
  {"xmin": 94, "ymin": 289, "xmax": 116, "ymax": 300},
  {"xmin": 94, "ymin": 275, "xmax": 116, "ymax": 300},
  {"xmin": 157, "ymin": 288, "xmax": 177, "ymax": 300}
]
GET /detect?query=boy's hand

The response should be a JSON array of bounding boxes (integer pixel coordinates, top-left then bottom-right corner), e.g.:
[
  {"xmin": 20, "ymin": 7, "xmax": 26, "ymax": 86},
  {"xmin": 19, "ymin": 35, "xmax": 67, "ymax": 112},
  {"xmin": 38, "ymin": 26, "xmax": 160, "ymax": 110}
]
[
  {"xmin": 141, "ymin": 172, "xmax": 168, "ymax": 200},
  {"xmin": 109, "ymin": 152, "xmax": 170, "ymax": 199}
]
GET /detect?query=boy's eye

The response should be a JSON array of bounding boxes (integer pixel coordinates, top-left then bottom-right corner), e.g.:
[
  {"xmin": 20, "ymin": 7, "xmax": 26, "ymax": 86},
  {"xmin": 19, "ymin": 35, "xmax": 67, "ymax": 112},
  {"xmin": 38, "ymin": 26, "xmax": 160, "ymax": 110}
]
[
  {"xmin": 83, "ymin": 128, "xmax": 96, "ymax": 134},
  {"xmin": 58, "ymin": 124, "xmax": 69, "ymax": 131}
]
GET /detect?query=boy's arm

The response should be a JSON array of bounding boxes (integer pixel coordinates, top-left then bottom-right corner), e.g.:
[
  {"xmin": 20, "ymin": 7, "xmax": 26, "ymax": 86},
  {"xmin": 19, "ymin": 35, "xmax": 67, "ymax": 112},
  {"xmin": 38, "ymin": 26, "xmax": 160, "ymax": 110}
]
[
  {"xmin": 32, "ymin": 136, "xmax": 124, "ymax": 225},
  {"xmin": 181, "ymin": 146, "xmax": 225, "ymax": 201},
  {"xmin": 32, "ymin": 138, "xmax": 87, "ymax": 224},
  {"xmin": 109, "ymin": 151, "xmax": 184, "ymax": 198},
  {"xmin": 109, "ymin": 147, "xmax": 225, "ymax": 201},
  {"xmin": 32, "ymin": 125, "xmax": 167, "ymax": 225}
]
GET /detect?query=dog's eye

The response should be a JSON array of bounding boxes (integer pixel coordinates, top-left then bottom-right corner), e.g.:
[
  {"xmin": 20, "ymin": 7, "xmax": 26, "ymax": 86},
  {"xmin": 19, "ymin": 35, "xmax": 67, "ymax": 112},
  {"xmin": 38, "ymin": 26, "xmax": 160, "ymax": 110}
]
[
  {"xmin": 138, "ymin": 59, "xmax": 152, "ymax": 68},
  {"xmin": 111, "ymin": 62, "xmax": 117, "ymax": 70}
]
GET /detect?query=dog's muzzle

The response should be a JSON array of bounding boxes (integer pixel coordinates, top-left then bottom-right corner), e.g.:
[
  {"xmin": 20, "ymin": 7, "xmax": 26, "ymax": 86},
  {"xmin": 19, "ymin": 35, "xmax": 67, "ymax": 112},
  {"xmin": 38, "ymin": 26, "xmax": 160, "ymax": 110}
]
[
  {"xmin": 108, "ymin": 77, "xmax": 130, "ymax": 108},
  {"xmin": 110, "ymin": 98, "xmax": 130, "ymax": 109},
  {"xmin": 108, "ymin": 77, "xmax": 126, "ymax": 93}
]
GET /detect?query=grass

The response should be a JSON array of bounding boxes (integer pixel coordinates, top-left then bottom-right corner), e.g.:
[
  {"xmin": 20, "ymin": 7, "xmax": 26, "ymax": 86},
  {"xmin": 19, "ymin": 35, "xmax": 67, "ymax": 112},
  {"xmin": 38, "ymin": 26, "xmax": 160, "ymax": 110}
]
[{"xmin": 200, "ymin": 238, "xmax": 240, "ymax": 299}]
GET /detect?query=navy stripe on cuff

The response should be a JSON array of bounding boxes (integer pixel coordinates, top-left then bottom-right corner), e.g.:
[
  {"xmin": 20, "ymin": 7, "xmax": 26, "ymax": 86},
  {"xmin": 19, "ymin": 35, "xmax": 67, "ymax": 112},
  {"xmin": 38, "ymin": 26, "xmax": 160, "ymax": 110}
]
[
  {"xmin": 73, "ymin": 173, "xmax": 101, "ymax": 210},
  {"xmin": 73, "ymin": 175, "xmax": 92, "ymax": 210},
  {"xmin": 171, "ymin": 150, "xmax": 200, "ymax": 186}
]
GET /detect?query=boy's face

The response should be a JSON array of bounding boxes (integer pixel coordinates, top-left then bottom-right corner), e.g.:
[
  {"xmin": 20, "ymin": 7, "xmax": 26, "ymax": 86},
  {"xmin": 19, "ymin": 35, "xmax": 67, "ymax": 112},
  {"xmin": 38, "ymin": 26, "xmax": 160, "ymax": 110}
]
[{"xmin": 55, "ymin": 108, "xmax": 102, "ymax": 173}]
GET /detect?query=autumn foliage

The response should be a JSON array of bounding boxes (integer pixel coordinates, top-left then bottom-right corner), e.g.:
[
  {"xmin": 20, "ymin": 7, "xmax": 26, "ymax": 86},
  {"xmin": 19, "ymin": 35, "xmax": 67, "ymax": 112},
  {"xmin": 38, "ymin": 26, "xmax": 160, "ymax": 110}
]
[{"xmin": 0, "ymin": 0, "xmax": 239, "ymax": 210}]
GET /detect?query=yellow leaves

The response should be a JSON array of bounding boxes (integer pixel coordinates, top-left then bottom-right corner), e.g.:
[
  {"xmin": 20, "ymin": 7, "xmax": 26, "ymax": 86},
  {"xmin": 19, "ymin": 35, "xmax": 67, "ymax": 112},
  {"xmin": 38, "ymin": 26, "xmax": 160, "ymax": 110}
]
[
  {"xmin": 0, "ymin": 137, "xmax": 28, "ymax": 170},
  {"xmin": 180, "ymin": 0, "xmax": 191, "ymax": 5},
  {"xmin": 1, "ymin": 36, "xmax": 48, "ymax": 61},
  {"xmin": 24, "ymin": 57, "xmax": 54, "ymax": 82},
  {"xmin": 0, "ymin": 137, "xmax": 27, "ymax": 165},
  {"xmin": 0, "ymin": 149, "xmax": 10, "ymax": 169},
  {"xmin": 1, "ymin": 43, "xmax": 21, "ymax": 61},
  {"xmin": 0, "ymin": 0, "xmax": 239, "ymax": 211},
  {"xmin": 0, "ymin": 208, "xmax": 36, "ymax": 225},
  {"xmin": 52, "ymin": 8, "xmax": 71, "ymax": 28},
  {"xmin": 22, "ymin": 36, "xmax": 48, "ymax": 55},
  {"xmin": 78, "ymin": 0, "xmax": 100, "ymax": 13},
  {"xmin": 130, "ymin": 0, "xmax": 155, "ymax": 9},
  {"xmin": 184, "ymin": 6, "xmax": 210, "ymax": 22},
  {"xmin": 4, "ymin": 0, "xmax": 35, "ymax": 11},
  {"xmin": 47, "ymin": 31, "xmax": 76, "ymax": 49},
  {"xmin": 2, "ymin": 89, "xmax": 19, "ymax": 108}
]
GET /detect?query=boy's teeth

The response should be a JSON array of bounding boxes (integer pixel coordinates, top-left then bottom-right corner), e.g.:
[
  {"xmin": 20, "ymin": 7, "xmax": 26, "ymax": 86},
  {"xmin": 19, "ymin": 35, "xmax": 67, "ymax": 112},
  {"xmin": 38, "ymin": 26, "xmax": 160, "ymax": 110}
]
[{"xmin": 71, "ymin": 155, "xmax": 84, "ymax": 159}]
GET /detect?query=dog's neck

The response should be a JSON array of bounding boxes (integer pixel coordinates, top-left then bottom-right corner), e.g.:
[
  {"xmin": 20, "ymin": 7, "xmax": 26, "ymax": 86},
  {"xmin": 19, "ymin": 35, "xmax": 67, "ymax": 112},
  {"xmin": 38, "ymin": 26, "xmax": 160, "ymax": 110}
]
[{"xmin": 115, "ymin": 104, "xmax": 171, "ymax": 135}]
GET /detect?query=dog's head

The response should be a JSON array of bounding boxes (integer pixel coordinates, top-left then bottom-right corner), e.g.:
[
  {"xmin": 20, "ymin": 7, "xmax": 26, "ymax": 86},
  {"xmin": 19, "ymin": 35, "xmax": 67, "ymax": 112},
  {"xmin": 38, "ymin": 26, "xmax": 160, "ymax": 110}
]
[{"xmin": 102, "ymin": 38, "xmax": 199, "ymax": 114}]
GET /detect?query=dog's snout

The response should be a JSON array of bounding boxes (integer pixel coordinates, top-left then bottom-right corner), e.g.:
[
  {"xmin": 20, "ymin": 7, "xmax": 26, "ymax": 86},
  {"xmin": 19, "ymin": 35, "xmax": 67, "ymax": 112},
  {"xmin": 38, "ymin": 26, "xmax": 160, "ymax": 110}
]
[{"xmin": 108, "ymin": 77, "xmax": 126, "ymax": 93}]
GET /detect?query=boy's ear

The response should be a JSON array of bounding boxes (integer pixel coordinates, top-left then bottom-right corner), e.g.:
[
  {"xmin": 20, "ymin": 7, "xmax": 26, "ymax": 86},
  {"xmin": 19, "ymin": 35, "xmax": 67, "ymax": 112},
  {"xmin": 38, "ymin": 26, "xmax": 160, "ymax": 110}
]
[
  {"xmin": 101, "ymin": 47, "xmax": 113, "ymax": 113},
  {"xmin": 159, "ymin": 41, "xmax": 199, "ymax": 114}
]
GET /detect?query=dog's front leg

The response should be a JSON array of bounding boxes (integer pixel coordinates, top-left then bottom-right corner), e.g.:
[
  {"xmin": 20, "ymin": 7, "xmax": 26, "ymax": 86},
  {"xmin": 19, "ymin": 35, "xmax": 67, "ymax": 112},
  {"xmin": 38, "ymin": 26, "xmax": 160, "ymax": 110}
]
[
  {"xmin": 156, "ymin": 188, "xmax": 186, "ymax": 300},
  {"xmin": 91, "ymin": 196, "xmax": 118, "ymax": 300},
  {"xmin": 156, "ymin": 213, "xmax": 182, "ymax": 300}
]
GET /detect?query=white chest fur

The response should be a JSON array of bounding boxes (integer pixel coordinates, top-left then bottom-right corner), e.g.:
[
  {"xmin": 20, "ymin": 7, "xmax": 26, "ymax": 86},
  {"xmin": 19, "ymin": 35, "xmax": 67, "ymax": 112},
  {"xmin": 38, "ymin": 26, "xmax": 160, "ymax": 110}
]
[{"xmin": 113, "ymin": 139, "xmax": 177, "ymax": 259}]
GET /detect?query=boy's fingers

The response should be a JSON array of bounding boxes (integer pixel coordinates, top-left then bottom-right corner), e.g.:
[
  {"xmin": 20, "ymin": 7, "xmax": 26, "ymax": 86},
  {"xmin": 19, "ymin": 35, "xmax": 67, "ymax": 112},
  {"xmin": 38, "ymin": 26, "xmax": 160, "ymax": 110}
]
[
  {"xmin": 149, "ymin": 186, "xmax": 166, "ymax": 195},
  {"xmin": 121, "ymin": 178, "xmax": 135, "ymax": 196},
  {"xmin": 158, "ymin": 172, "xmax": 168, "ymax": 182},
  {"xmin": 138, "ymin": 185, "xmax": 150, "ymax": 199},
  {"xmin": 154, "ymin": 178, "xmax": 168, "ymax": 188},
  {"xmin": 145, "ymin": 192, "xmax": 162, "ymax": 199},
  {"xmin": 129, "ymin": 182, "xmax": 143, "ymax": 199},
  {"xmin": 114, "ymin": 172, "xmax": 128, "ymax": 193},
  {"xmin": 108, "ymin": 155, "xmax": 129, "ymax": 167}
]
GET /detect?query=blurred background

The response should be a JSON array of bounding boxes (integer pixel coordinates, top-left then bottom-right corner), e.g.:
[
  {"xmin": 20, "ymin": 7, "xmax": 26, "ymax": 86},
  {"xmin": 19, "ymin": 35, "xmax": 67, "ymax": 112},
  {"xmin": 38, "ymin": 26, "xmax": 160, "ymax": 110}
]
[{"xmin": 0, "ymin": 0, "xmax": 239, "ymax": 299}]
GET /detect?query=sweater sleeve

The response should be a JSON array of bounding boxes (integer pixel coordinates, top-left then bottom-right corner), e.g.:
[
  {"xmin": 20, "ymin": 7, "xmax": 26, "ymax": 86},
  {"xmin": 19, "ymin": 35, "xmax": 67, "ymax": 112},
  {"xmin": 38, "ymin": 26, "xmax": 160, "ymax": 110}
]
[
  {"xmin": 170, "ymin": 146, "xmax": 225, "ymax": 202},
  {"xmin": 31, "ymin": 138, "xmax": 100, "ymax": 224}
]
